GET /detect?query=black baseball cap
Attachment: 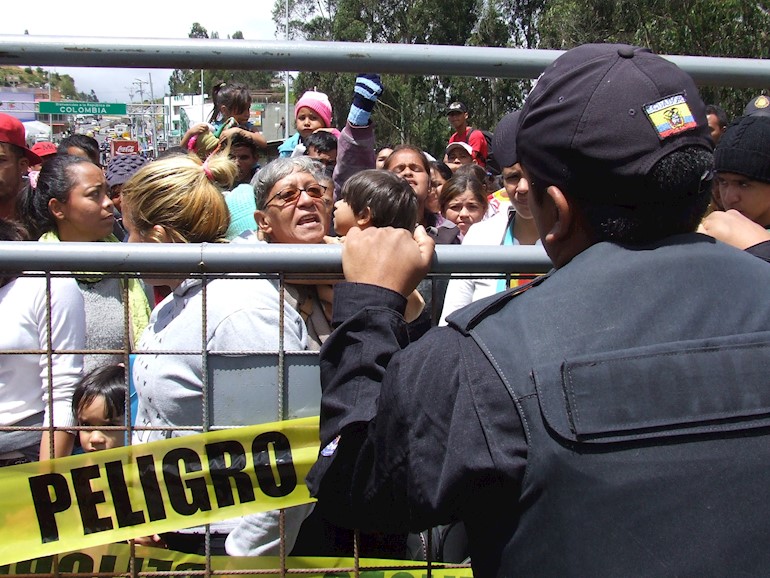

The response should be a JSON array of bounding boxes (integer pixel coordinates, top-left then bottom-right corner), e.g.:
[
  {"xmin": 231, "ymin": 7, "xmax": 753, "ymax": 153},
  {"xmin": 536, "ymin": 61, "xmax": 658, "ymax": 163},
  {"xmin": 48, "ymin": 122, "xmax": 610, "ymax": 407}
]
[
  {"xmin": 447, "ymin": 102, "xmax": 467, "ymax": 114},
  {"xmin": 492, "ymin": 110, "xmax": 521, "ymax": 169},
  {"xmin": 517, "ymin": 44, "xmax": 712, "ymax": 204}
]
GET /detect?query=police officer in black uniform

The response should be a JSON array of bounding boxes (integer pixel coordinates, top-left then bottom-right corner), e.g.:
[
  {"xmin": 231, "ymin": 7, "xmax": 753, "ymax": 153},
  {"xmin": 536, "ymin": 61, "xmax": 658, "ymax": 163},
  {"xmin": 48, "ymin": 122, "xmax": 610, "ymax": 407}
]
[{"xmin": 307, "ymin": 44, "xmax": 770, "ymax": 577}]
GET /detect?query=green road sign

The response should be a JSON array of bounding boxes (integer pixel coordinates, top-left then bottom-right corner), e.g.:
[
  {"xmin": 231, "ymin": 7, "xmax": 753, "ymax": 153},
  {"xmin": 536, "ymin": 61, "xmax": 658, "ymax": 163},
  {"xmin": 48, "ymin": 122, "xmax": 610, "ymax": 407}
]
[{"xmin": 39, "ymin": 102, "xmax": 127, "ymax": 115}]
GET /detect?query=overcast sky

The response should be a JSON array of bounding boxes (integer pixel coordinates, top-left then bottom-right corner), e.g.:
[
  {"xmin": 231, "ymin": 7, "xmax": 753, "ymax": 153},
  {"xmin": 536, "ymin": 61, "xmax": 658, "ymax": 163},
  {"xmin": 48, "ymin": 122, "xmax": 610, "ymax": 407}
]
[{"xmin": 0, "ymin": 0, "xmax": 281, "ymax": 102}]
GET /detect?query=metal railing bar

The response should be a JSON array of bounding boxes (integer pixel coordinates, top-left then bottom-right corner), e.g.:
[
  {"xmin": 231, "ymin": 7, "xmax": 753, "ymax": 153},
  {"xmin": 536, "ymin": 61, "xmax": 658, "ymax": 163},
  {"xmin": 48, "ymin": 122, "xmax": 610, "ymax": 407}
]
[
  {"xmin": 0, "ymin": 35, "xmax": 769, "ymax": 87},
  {"xmin": 0, "ymin": 242, "xmax": 552, "ymax": 274}
]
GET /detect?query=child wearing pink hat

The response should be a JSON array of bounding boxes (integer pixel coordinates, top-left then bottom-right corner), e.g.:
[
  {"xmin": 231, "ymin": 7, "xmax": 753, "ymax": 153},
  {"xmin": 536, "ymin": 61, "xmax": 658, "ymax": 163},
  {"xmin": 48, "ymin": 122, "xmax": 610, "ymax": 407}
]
[{"xmin": 278, "ymin": 90, "xmax": 340, "ymax": 157}]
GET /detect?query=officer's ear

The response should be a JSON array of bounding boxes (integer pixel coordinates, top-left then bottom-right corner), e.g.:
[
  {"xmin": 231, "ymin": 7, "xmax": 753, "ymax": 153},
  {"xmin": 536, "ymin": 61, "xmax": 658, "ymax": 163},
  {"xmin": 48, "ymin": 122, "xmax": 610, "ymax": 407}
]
[
  {"xmin": 541, "ymin": 185, "xmax": 572, "ymax": 245},
  {"xmin": 541, "ymin": 185, "xmax": 593, "ymax": 268}
]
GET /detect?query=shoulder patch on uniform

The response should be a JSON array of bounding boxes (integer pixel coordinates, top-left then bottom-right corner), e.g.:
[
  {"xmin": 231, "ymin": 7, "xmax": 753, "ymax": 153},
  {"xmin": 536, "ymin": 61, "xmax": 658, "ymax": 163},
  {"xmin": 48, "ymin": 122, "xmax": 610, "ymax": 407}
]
[{"xmin": 643, "ymin": 93, "xmax": 698, "ymax": 140}]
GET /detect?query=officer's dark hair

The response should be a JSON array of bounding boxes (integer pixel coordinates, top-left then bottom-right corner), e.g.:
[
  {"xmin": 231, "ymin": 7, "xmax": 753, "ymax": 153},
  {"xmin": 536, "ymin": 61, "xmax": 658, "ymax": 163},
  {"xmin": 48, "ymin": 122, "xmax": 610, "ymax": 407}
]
[
  {"xmin": 340, "ymin": 169, "xmax": 418, "ymax": 231},
  {"xmin": 530, "ymin": 146, "xmax": 713, "ymax": 246},
  {"xmin": 304, "ymin": 131, "xmax": 338, "ymax": 155},
  {"xmin": 72, "ymin": 364, "xmax": 127, "ymax": 425},
  {"xmin": 58, "ymin": 134, "xmax": 100, "ymax": 165},
  {"xmin": 26, "ymin": 154, "xmax": 96, "ymax": 239},
  {"xmin": 705, "ymin": 104, "xmax": 729, "ymax": 129},
  {"xmin": 228, "ymin": 131, "xmax": 259, "ymax": 157}
]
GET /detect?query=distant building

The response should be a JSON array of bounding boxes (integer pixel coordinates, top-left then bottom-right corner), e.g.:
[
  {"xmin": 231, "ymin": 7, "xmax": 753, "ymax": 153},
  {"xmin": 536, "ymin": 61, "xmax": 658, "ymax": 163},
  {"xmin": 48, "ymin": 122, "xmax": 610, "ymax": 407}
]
[
  {"xmin": 164, "ymin": 94, "xmax": 209, "ymax": 143},
  {"xmin": 0, "ymin": 87, "xmax": 36, "ymax": 121}
]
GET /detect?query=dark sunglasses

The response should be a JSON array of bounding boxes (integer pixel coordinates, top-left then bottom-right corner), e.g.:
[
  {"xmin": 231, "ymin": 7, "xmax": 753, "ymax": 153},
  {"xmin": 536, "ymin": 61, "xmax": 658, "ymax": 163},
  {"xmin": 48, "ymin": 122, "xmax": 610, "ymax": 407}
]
[{"xmin": 266, "ymin": 183, "xmax": 328, "ymax": 207}]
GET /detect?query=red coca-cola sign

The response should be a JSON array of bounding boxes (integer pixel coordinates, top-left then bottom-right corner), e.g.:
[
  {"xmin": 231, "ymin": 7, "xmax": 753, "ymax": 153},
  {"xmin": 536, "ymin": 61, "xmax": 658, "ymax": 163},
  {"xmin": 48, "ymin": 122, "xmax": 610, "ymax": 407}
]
[{"xmin": 110, "ymin": 140, "xmax": 140, "ymax": 156}]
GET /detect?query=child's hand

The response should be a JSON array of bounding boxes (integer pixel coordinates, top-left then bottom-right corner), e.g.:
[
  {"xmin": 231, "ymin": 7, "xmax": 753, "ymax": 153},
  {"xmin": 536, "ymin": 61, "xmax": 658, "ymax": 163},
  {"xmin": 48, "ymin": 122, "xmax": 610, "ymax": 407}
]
[
  {"xmin": 218, "ymin": 126, "xmax": 241, "ymax": 142},
  {"xmin": 181, "ymin": 123, "xmax": 211, "ymax": 148},
  {"xmin": 188, "ymin": 123, "xmax": 210, "ymax": 136}
]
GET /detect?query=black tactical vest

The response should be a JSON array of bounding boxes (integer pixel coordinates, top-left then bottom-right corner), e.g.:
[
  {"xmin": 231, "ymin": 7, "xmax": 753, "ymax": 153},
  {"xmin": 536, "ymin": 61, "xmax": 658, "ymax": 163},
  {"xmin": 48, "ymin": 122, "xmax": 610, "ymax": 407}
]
[{"xmin": 449, "ymin": 236, "xmax": 770, "ymax": 577}]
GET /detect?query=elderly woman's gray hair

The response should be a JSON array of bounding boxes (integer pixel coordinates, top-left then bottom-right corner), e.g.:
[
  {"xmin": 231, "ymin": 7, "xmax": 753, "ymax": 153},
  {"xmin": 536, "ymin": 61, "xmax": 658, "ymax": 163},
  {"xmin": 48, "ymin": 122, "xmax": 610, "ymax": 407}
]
[{"xmin": 252, "ymin": 157, "xmax": 326, "ymax": 210}]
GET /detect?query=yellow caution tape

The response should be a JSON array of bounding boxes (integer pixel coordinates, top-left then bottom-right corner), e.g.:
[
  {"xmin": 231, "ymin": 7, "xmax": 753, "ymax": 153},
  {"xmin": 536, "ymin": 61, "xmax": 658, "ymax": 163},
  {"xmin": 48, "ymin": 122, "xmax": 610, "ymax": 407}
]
[
  {"xmin": 0, "ymin": 417, "xmax": 319, "ymax": 566},
  {"xmin": 3, "ymin": 543, "xmax": 474, "ymax": 577}
]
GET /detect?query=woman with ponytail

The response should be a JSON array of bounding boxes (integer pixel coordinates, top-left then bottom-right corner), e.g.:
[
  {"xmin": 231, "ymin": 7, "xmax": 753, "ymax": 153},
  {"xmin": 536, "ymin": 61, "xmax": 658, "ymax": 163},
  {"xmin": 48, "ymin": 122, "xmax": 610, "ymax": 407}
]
[{"xmin": 120, "ymin": 150, "xmax": 312, "ymax": 556}]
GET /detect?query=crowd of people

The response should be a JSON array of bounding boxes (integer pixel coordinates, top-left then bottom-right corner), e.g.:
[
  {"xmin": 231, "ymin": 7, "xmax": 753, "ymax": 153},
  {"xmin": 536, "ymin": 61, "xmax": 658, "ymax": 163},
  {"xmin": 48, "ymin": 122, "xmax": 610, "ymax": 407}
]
[{"xmin": 2, "ymin": 44, "xmax": 770, "ymax": 574}]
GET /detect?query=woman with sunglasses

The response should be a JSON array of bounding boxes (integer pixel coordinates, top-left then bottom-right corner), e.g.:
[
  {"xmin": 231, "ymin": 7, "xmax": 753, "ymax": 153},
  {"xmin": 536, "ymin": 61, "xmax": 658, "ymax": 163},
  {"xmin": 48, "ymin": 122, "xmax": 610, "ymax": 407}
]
[
  {"xmin": 252, "ymin": 156, "xmax": 334, "ymax": 349},
  {"xmin": 120, "ymin": 151, "xmax": 312, "ymax": 556},
  {"xmin": 254, "ymin": 156, "xmax": 332, "ymax": 245}
]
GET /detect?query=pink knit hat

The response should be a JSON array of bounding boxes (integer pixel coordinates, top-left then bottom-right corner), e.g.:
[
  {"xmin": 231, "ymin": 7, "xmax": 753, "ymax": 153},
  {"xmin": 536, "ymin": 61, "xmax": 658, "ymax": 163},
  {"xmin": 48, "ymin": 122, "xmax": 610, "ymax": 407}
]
[{"xmin": 295, "ymin": 90, "xmax": 333, "ymax": 128}]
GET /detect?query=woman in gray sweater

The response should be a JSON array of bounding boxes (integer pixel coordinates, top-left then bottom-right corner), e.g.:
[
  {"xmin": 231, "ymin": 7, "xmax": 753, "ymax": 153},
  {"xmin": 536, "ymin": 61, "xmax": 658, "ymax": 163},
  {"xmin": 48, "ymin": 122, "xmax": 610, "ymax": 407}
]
[{"xmin": 120, "ymin": 150, "xmax": 312, "ymax": 556}]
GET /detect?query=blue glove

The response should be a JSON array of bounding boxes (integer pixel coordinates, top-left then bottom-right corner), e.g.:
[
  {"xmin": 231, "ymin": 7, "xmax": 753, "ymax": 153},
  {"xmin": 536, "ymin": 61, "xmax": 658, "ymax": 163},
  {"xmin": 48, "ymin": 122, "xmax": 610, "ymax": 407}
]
[{"xmin": 348, "ymin": 74, "xmax": 383, "ymax": 126}]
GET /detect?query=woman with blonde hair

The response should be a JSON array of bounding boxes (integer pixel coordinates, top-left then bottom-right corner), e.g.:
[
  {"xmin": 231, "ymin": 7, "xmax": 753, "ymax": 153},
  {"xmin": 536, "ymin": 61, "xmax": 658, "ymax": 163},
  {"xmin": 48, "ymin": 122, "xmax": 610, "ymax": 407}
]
[{"xmin": 120, "ymin": 151, "xmax": 312, "ymax": 556}]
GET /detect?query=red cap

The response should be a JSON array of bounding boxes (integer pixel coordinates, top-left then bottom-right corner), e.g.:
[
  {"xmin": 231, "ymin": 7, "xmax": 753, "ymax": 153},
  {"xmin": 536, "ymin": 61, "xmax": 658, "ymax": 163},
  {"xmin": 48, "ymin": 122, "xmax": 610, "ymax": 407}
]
[
  {"xmin": 31, "ymin": 141, "xmax": 58, "ymax": 158},
  {"xmin": 0, "ymin": 114, "xmax": 43, "ymax": 164}
]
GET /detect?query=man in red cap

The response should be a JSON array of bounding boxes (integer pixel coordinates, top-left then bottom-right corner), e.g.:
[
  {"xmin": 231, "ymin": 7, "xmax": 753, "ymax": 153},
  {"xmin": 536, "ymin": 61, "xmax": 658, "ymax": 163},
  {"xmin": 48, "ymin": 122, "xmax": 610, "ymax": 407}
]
[
  {"xmin": 0, "ymin": 113, "xmax": 42, "ymax": 222},
  {"xmin": 27, "ymin": 141, "xmax": 58, "ymax": 189}
]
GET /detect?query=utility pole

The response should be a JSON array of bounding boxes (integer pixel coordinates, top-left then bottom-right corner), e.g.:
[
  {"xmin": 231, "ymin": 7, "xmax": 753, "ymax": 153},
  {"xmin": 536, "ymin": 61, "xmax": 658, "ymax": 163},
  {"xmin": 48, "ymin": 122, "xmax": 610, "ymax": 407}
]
[
  {"xmin": 133, "ymin": 79, "xmax": 149, "ymax": 153},
  {"xmin": 285, "ymin": 0, "xmax": 290, "ymax": 139},
  {"xmin": 148, "ymin": 73, "xmax": 158, "ymax": 158},
  {"xmin": 47, "ymin": 70, "xmax": 53, "ymax": 137}
]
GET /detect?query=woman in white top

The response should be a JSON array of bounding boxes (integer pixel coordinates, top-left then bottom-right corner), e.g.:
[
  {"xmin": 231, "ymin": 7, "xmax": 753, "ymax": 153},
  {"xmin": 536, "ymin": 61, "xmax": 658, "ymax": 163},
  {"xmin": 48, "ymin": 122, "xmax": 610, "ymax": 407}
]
[{"xmin": 0, "ymin": 219, "xmax": 85, "ymax": 462}]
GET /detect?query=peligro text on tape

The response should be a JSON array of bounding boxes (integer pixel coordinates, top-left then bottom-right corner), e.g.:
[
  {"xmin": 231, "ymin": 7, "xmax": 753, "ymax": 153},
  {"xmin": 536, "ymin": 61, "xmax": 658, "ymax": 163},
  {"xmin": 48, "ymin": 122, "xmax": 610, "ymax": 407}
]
[
  {"xmin": 29, "ymin": 431, "xmax": 297, "ymax": 543},
  {"xmin": 0, "ymin": 417, "xmax": 319, "ymax": 566}
]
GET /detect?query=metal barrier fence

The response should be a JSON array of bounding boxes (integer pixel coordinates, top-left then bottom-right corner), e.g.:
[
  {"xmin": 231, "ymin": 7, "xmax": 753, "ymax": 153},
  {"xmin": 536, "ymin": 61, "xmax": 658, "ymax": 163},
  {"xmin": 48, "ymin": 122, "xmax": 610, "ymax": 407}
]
[
  {"xmin": 1, "ymin": 33, "xmax": 769, "ymax": 577},
  {"xmin": 0, "ymin": 241, "xmax": 550, "ymax": 578}
]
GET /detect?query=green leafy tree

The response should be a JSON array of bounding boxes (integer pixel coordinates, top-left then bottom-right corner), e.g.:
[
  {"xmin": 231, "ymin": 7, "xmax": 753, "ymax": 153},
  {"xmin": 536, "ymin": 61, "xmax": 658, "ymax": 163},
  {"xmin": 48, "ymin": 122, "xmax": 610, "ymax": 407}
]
[
  {"xmin": 538, "ymin": 0, "xmax": 770, "ymax": 119},
  {"xmin": 169, "ymin": 23, "xmax": 279, "ymax": 97},
  {"xmin": 272, "ymin": 0, "xmax": 546, "ymax": 156}
]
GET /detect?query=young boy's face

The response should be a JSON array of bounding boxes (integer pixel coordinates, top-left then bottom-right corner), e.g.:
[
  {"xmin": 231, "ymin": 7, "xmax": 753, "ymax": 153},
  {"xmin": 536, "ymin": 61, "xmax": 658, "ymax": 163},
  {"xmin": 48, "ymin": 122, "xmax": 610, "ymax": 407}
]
[
  {"xmin": 230, "ymin": 145, "xmax": 258, "ymax": 182},
  {"xmin": 78, "ymin": 396, "xmax": 125, "ymax": 452},
  {"xmin": 445, "ymin": 148, "xmax": 474, "ymax": 172},
  {"xmin": 306, "ymin": 145, "xmax": 337, "ymax": 175},
  {"xmin": 333, "ymin": 198, "xmax": 358, "ymax": 236},
  {"xmin": 296, "ymin": 107, "xmax": 325, "ymax": 139},
  {"xmin": 717, "ymin": 172, "xmax": 770, "ymax": 227}
]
